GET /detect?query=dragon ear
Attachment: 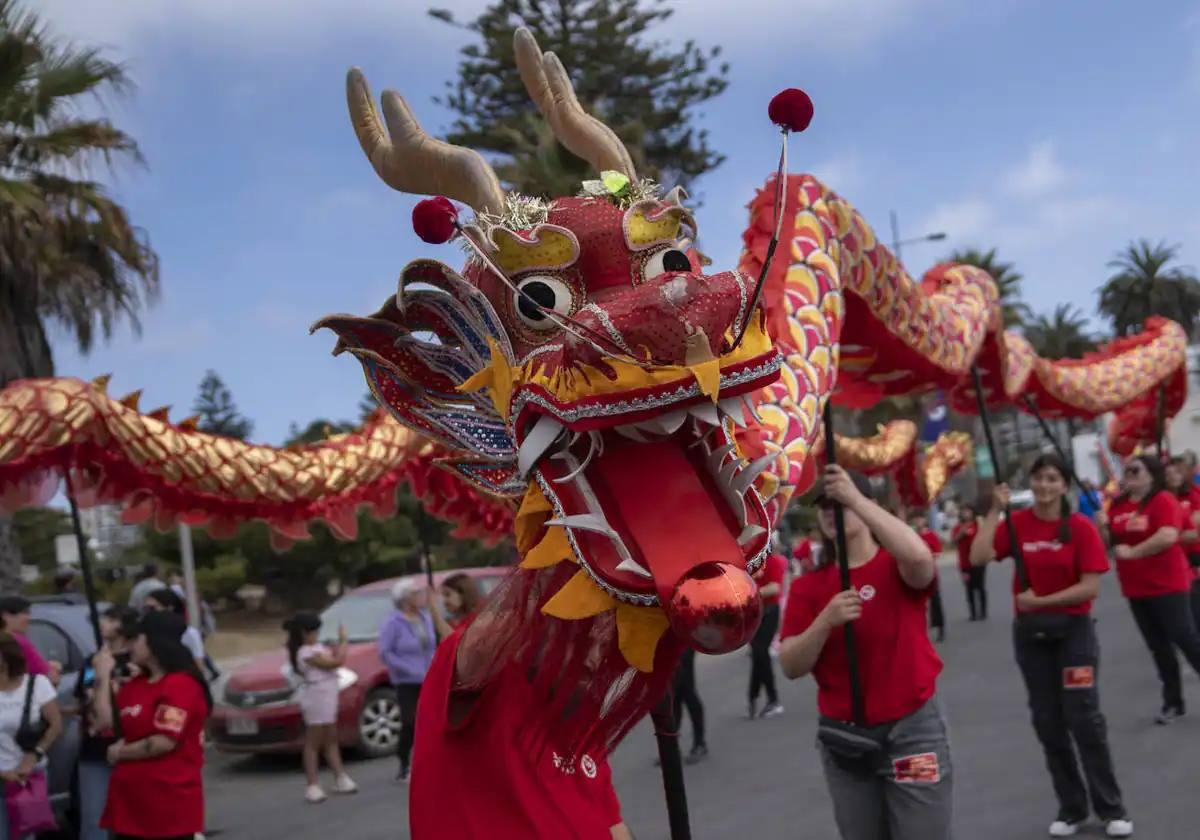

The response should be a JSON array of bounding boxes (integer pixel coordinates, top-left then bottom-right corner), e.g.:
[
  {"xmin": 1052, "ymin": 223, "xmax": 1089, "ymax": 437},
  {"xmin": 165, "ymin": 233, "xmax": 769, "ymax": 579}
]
[{"xmin": 313, "ymin": 259, "xmax": 517, "ymax": 461}]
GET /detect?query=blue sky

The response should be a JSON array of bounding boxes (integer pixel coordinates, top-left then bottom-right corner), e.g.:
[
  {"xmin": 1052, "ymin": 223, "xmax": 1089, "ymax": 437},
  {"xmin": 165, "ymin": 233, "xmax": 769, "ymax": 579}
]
[{"xmin": 38, "ymin": 0, "xmax": 1200, "ymax": 446}]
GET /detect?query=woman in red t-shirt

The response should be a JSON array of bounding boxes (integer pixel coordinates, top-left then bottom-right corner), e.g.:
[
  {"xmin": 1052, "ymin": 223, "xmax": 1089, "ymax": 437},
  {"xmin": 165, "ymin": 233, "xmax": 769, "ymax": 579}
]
[
  {"xmin": 101, "ymin": 611, "xmax": 211, "ymax": 840},
  {"xmin": 748, "ymin": 549, "xmax": 788, "ymax": 719},
  {"xmin": 1166, "ymin": 457, "xmax": 1200, "ymax": 626},
  {"xmin": 1100, "ymin": 453, "xmax": 1200, "ymax": 724},
  {"xmin": 780, "ymin": 466, "xmax": 950, "ymax": 839},
  {"xmin": 952, "ymin": 505, "xmax": 987, "ymax": 621},
  {"xmin": 970, "ymin": 454, "xmax": 1132, "ymax": 838}
]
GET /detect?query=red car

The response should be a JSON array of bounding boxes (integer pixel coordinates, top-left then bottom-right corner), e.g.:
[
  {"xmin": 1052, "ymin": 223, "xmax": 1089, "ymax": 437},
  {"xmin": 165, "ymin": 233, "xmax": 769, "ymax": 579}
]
[{"xmin": 209, "ymin": 567, "xmax": 507, "ymax": 757}]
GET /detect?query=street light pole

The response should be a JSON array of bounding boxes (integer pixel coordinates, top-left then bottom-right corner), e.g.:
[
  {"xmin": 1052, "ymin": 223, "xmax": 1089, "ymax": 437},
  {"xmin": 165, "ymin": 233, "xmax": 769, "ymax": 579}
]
[{"xmin": 888, "ymin": 210, "xmax": 946, "ymax": 265}]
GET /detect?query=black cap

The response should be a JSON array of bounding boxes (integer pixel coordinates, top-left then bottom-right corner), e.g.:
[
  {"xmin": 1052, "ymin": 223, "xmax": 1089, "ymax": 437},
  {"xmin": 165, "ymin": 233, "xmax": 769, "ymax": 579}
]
[
  {"xmin": 0, "ymin": 595, "xmax": 31, "ymax": 616},
  {"xmin": 813, "ymin": 470, "xmax": 875, "ymax": 507}
]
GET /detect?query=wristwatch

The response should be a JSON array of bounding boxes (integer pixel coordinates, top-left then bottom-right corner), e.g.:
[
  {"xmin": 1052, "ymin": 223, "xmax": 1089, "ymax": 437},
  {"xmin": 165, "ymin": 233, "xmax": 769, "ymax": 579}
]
[{"xmin": 32, "ymin": 747, "xmax": 46, "ymax": 761}]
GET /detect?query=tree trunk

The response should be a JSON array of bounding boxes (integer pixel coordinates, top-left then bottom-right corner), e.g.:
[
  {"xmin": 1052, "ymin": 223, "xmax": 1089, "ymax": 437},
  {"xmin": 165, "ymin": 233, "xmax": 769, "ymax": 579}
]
[{"xmin": 0, "ymin": 286, "xmax": 55, "ymax": 592}]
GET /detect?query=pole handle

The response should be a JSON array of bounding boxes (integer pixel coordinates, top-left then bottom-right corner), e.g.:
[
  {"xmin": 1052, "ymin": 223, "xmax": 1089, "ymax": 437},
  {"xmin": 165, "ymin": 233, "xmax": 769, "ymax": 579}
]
[{"xmin": 650, "ymin": 686, "xmax": 692, "ymax": 840}]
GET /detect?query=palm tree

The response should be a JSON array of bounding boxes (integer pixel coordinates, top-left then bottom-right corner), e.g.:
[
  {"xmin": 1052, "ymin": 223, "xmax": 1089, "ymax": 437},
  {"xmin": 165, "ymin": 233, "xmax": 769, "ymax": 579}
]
[
  {"xmin": 1097, "ymin": 240, "xmax": 1200, "ymax": 337},
  {"xmin": 0, "ymin": 0, "xmax": 158, "ymax": 588},
  {"xmin": 1024, "ymin": 304, "xmax": 1098, "ymax": 360},
  {"xmin": 948, "ymin": 247, "xmax": 1031, "ymax": 329}
]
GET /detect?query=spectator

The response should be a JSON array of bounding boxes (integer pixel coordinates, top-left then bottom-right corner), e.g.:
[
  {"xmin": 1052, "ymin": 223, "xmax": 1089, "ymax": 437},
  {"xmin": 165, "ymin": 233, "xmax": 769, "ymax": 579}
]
[
  {"xmin": 128, "ymin": 564, "xmax": 165, "ymax": 612},
  {"xmin": 912, "ymin": 513, "xmax": 947, "ymax": 643},
  {"xmin": 0, "ymin": 596, "xmax": 51, "ymax": 681},
  {"xmin": 0, "ymin": 632, "xmax": 62, "ymax": 840},
  {"xmin": 143, "ymin": 589, "xmax": 209, "ymax": 677},
  {"xmin": 284, "ymin": 612, "xmax": 356, "ymax": 804},
  {"xmin": 1078, "ymin": 480, "xmax": 1102, "ymax": 521},
  {"xmin": 75, "ymin": 606, "xmax": 139, "ymax": 840},
  {"xmin": 100, "ymin": 611, "xmax": 212, "ymax": 840},
  {"xmin": 748, "ymin": 545, "xmax": 787, "ymax": 720},
  {"xmin": 53, "ymin": 567, "xmax": 78, "ymax": 595},
  {"xmin": 439, "ymin": 573, "xmax": 484, "ymax": 629},
  {"xmin": 378, "ymin": 580, "xmax": 441, "ymax": 782}
]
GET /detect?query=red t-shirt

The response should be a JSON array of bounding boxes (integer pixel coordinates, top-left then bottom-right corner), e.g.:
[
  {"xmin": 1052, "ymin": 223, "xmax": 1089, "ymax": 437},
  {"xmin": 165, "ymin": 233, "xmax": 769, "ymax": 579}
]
[
  {"xmin": 754, "ymin": 553, "xmax": 787, "ymax": 606},
  {"xmin": 1177, "ymin": 488, "xmax": 1200, "ymax": 554},
  {"xmin": 918, "ymin": 529, "xmax": 943, "ymax": 555},
  {"xmin": 780, "ymin": 549, "xmax": 943, "ymax": 726},
  {"xmin": 102, "ymin": 673, "xmax": 207, "ymax": 837},
  {"xmin": 409, "ymin": 629, "xmax": 623, "ymax": 839},
  {"xmin": 992, "ymin": 510, "xmax": 1109, "ymax": 615},
  {"xmin": 951, "ymin": 521, "xmax": 978, "ymax": 573},
  {"xmin": 1108, "ymin": 492, "xmax": 1192, "ymax": 598}
]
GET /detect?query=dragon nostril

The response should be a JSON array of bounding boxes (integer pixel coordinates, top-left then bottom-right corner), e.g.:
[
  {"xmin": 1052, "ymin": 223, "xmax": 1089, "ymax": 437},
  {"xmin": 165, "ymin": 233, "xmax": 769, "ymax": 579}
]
[{"xmin": 662, "ymin": 250, "xmax": 691, "ymax": 272}]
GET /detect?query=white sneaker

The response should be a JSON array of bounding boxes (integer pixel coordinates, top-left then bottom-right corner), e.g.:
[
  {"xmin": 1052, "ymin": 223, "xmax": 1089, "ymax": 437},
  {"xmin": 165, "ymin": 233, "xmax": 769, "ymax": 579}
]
[
  {"xmin": 305, "ymin": 784, "xmax": 327, "ymax": 804},
  {"xmin": 334, "ymin": 774, "xmax": 358, "ymax": 794},
  {"xmin": 1049, "ymin": 820, "xmax": 1079, "ymax": 837},
  {"xmin": 1105, "ymin": 819, "xmax": 1134, "ymax": 837}
]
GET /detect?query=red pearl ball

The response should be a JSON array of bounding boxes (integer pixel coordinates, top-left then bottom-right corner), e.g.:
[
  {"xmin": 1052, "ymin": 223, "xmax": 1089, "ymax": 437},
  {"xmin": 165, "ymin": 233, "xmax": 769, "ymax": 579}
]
[
  {"xmin": 412, "ymin": 196, "xmax": 459, "ymax": 244},
  {"xmin": 768, "ymin": 88, "xmax": 814, "ymax": 133},
  {"xmin": 666, "ymin": 562, "xmax": 763, "ymax": 654}
]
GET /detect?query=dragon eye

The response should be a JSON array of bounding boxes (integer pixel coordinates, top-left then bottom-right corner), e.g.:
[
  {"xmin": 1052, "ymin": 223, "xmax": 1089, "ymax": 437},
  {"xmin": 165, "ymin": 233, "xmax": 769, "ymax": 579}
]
[
  {"xmin": 514, "ymin": 275, "xmax": 574, "ymax": 331},
  {"xmin": 642, "ymin": 247, "xmax": 692, "ymax": 282}
]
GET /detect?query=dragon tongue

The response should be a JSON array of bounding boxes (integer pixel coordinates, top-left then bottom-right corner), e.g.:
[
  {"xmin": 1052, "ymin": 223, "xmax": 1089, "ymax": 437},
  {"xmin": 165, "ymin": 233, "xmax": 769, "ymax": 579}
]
[{"xmin": 586, "ymin": 438, "xmax": 743, "ymax": 605}]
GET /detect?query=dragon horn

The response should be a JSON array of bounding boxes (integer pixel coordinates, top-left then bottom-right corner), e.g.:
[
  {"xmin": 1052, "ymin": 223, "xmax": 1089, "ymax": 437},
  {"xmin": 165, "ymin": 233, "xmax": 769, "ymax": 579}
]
[
  {"xmin": 513, "ymin": 27, "xmax": 636, "ymax": 180},
  {"xmin": 345, "ymin": 68, "xmax": 506, "ymax": 215}
]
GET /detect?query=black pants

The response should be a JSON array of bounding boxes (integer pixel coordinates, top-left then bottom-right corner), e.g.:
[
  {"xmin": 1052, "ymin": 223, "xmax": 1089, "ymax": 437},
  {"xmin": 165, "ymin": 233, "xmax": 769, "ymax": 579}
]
[
  {"xmin": 1013, "ymin": 616, "xmax": 1125, "ymax": 823},
  {"xmin": 673, "ymin": 648, "xmax": 706, "ymax": 749},
  {"xmin": 1127, "ymin": 592, "xmax": 1200, "ymax": 711},
  {"xmin": 929, "ymin": 578, "xmax": 945, "ymax": 631},
  {"xmin": 749, "ymin": 602, "xmax": 780, "ymax": 706},
  {"xmin": 396, "ymin": 683, "xmax": 422, "ymax": 770},
  {"xmin": 1192, "ymin": 578, "xmax": 1200, "ymax": 632},
  {"xmin": 964, "ymin": 566, "xmax": 988, "ymax": 620}
]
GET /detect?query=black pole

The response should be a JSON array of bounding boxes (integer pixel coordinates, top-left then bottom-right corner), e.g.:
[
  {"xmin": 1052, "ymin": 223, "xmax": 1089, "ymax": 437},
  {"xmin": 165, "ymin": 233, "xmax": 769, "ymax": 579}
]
[
  {"xmin": 822, "ymin": 400, "xmax": 867, "ymax": 726},
  {"xmin": 650, "ymin": 688, "xmax": 691, "ymax": 840},
  {"xmin": 970, "ymin": 366, "xmax": 1030, "ymax": 590},
  {"xmin": 1156, "ymin": 385, "xmax": 1167, "ymax": 457},
  {"xmin": 1021, "ymin": 396, "xmax": 1102, "ymax": 513},
  {"xmin": 62, "ymin": 470, "xmax": 103, "ymax": 648}
]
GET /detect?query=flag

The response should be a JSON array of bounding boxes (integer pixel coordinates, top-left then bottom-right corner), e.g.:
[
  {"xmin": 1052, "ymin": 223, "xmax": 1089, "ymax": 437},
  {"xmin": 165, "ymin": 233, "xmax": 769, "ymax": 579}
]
[{"xmin": 920, "ymin": 393, "xmax": 949, "ymax": 443}]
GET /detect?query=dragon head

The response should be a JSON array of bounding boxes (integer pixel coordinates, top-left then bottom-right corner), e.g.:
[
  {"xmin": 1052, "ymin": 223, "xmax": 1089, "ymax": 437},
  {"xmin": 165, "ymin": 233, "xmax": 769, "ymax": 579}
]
[{"xmin": 316, "ymin": 26, "xmax": 782, "ymax": 707}]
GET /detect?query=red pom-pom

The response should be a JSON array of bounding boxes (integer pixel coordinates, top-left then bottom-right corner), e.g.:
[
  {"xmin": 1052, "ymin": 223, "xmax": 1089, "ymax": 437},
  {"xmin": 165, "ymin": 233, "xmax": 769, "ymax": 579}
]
[
  {"xmin": 768, "ymin": 88, "xmax": 814, "ymax": 133},
  {"xmin": 412, "ymin": 196, "xmax": 459, "ymax": 244}
]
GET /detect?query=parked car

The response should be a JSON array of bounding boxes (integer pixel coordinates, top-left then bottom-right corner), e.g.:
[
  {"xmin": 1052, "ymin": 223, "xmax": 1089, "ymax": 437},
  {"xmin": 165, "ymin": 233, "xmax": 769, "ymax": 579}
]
[
  {"xmin": 209, "ymin": 567, "xmax": 507, "ymax": 757},
  {"xmin": 27, "ymin": 595, "xmax": 104, "ymax": 832}
]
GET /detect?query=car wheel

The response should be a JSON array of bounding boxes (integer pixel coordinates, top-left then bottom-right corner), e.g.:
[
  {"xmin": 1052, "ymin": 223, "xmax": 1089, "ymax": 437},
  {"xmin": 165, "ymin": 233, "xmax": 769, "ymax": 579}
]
[{"xmin": 357, "ymin": 687, "xmax": 402, "ymax": 758}]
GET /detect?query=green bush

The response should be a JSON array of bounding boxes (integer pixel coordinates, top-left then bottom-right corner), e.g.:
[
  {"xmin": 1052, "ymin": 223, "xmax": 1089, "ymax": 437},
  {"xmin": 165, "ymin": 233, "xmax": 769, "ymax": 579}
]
[{"xmin": 196, "ymin": 554, "xmax": 247, "ymax": 603}]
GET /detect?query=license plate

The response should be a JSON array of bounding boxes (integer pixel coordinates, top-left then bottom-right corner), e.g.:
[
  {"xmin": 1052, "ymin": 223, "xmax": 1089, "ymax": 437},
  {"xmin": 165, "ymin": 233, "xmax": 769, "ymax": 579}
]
[{"xmin": 227, "ymin": 717, "xmax": 259, "ymax": 736}]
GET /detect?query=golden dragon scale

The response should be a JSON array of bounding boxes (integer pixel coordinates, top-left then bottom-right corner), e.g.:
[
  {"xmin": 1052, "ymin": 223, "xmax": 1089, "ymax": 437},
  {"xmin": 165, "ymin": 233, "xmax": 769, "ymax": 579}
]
[{"xmin": 0, "ymin": 375, "xmax": 514, "ymax": 548}]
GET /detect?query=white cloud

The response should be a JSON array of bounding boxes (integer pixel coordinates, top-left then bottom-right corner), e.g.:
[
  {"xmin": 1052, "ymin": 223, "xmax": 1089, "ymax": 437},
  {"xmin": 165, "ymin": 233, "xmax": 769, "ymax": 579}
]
[
  {"xmin": 918, "ymin": 198, "xmax": 995, "ymax": 243},
  {"xmin": 808, "ymin": 153, "xmax": 865, "ymax": 194},
  {"xmin": 1003, "ymin": 140, "xmax": 1067, "ymax": 198}
]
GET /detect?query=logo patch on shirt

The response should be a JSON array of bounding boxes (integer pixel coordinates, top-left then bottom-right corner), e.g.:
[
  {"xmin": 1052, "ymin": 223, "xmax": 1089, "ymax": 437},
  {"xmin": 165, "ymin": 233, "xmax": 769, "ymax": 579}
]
[
  {"xmin": 892, "ymin": 752, "xmax": 940, "ymax": 784},
  {"xmin": 119, "ymin": 704, "xmax": 143, "ymax": 719},
  {"xmin": 858, "ymin": 585, "xmax": 877, "ymax": 602},
  {"xmin": 1063, "ymin": 666, "xmax": 1095, "ymax": 689},
  {"xmin": 154, "ymin": 703, "xmax": 188, "ymax": 734},
  {"xmin": 580, "ymin": 754, "xmax": 597, "ymax": 779}
]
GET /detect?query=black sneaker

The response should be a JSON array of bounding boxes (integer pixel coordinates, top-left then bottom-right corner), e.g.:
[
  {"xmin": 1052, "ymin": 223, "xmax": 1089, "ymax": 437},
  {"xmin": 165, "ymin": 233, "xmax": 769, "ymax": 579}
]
[
  {"xmin": 684, "ymin": 744, "xmax": 709, "ymax": 765},
  {"xmin": 1155, "ymin": 706, "xmax": 1185, "ymax": 725},
  {"xmin": 397, "ymin": 764, "xmax": 411, "ymax": 782}
]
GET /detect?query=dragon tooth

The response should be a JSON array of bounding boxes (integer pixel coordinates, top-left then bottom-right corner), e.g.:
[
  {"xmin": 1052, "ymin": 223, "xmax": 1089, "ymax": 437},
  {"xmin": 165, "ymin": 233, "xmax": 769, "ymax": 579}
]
[
  {"xmin": 546, "ymin": 513, "xmax": 618, "ymax": 538},
  {"xmin": 742, "ymin": 395, "xmax": 762, "ymax": 422},
  {"xmin": 737, "ymin": 524, "xmax": 767, "ymax": 546},
  {"xmin": 731, "ymin": 451, "xmax": 780, "ymax": 496},
  {"xmin": 706, "ymin": 443, "xmax": 736, "ymax": 475},
  {"xmin": 637, "ymin": 408, "xmax": 688, "ymax": 437},
  {"xmin": 615, "ymin": 557, "xmax": 653, "ymax": 579},
  {"xmin": 717, "ymin": 458, "xmax": 740, "ymax": 487},
  {"xmin": 689, "ymin": 403, "xmax": 721, "ymax": 427},
  {"xmin": 719, "ymin": 397, "xmax": 748, "ymax": 428},
  {"xmin": 615, "ymin": 424, "xmax": 648, "ymax": 442},
  {"xmin": 517, "ymin": 415, "xmax": 565, "ymax": 476}
]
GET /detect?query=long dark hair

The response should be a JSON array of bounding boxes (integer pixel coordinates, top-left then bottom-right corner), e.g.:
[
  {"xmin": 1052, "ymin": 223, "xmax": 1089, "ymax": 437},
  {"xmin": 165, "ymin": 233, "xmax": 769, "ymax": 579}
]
[
  {"xmin": 441, "ymin": 573, "xmax": 484, "ymax": 618},
  {"xmin": 136, "ymin": 612, "xmax": 212, "ymax": 711},
  {"xmin": 283, "ymin": 613, "xmax": 322, "ymax": 675},
  {"xmin": 1029, "ymin": 453, "xmax": 1073, "ymax": 544},
  {"xmin": 145, "ymin": 587, "xmax": 185, "ymax": 615},
  {"xmin": 1168, "ymin": 456, "xmax": 1192, "ymax": 499},
  {"xmin": 1114, "ymin": 453, "xmax": 1166, "ymax": 511}
]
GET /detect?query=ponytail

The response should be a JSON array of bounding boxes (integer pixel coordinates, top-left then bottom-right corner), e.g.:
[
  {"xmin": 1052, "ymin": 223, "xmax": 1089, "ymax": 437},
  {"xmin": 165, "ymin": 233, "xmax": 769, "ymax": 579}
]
[{"xmin": 283, "ymin": 612, "xmax": 321, "ymax": 675}]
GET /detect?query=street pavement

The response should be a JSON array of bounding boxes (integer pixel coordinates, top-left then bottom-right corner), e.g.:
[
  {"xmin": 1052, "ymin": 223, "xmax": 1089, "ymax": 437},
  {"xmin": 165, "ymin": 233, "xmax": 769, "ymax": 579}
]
[{"xmin": 204, "ymin": 559, "xmax": 1200, "ymax": 839}]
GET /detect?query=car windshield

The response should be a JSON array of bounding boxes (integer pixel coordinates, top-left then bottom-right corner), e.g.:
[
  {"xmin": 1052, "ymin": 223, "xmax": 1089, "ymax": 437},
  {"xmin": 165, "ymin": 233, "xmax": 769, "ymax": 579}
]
[{"xmin": 319, "ymin": 592, "xmax": 394, "ymax": 643}]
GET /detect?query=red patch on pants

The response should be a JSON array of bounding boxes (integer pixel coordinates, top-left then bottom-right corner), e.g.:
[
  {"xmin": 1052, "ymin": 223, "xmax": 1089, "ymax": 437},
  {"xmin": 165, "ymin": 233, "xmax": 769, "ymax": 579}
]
[
  {"xmin": 1063, "ymin": 666, "xmax": 1095, "ymax": 689},
  {"xmin": 892, "ymin": 752, "xmax": 940, "ymax": 784}
]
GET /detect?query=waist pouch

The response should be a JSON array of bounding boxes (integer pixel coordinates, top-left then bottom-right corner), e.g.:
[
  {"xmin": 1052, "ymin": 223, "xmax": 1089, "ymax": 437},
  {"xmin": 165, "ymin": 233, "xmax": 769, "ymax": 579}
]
[
  {"xmin": 1015, "ymin": 611, "xmax": 1078, "ymax": 643},
  {"xmin": 817, "ymin": 716, "xmax": 894, "ymax": 761}
]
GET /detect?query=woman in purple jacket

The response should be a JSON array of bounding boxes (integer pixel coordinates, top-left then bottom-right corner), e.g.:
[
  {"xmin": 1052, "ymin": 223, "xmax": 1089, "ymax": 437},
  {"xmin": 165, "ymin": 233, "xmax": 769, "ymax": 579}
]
[{"xmin": 378, "ymin": 580, "xmax": 446, "ymax": 781}]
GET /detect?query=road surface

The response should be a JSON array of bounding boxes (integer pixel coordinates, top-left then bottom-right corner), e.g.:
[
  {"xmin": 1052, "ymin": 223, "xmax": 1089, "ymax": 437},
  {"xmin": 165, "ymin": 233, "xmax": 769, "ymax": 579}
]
[{"xmin": 204, "ymin": 562, "xmax": 1200, "ymax": 839}]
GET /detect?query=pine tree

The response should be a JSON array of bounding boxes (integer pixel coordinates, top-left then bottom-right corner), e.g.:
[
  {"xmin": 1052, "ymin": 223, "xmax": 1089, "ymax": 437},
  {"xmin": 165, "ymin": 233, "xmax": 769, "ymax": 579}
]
[
  {"xmin": 430, "ymin": 0, "xmax": 730, "ymax": 197},
  {"xmin": 192, "ymin": 370, "xmax": 254, "ymax": 440}
]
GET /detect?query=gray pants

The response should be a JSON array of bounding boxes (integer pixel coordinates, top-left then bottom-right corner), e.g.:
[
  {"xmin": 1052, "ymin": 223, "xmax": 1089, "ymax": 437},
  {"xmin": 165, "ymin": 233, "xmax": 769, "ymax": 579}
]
[{"xmin": 819, "ymin": 696, "xmax": 954, "ymax": 840}]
